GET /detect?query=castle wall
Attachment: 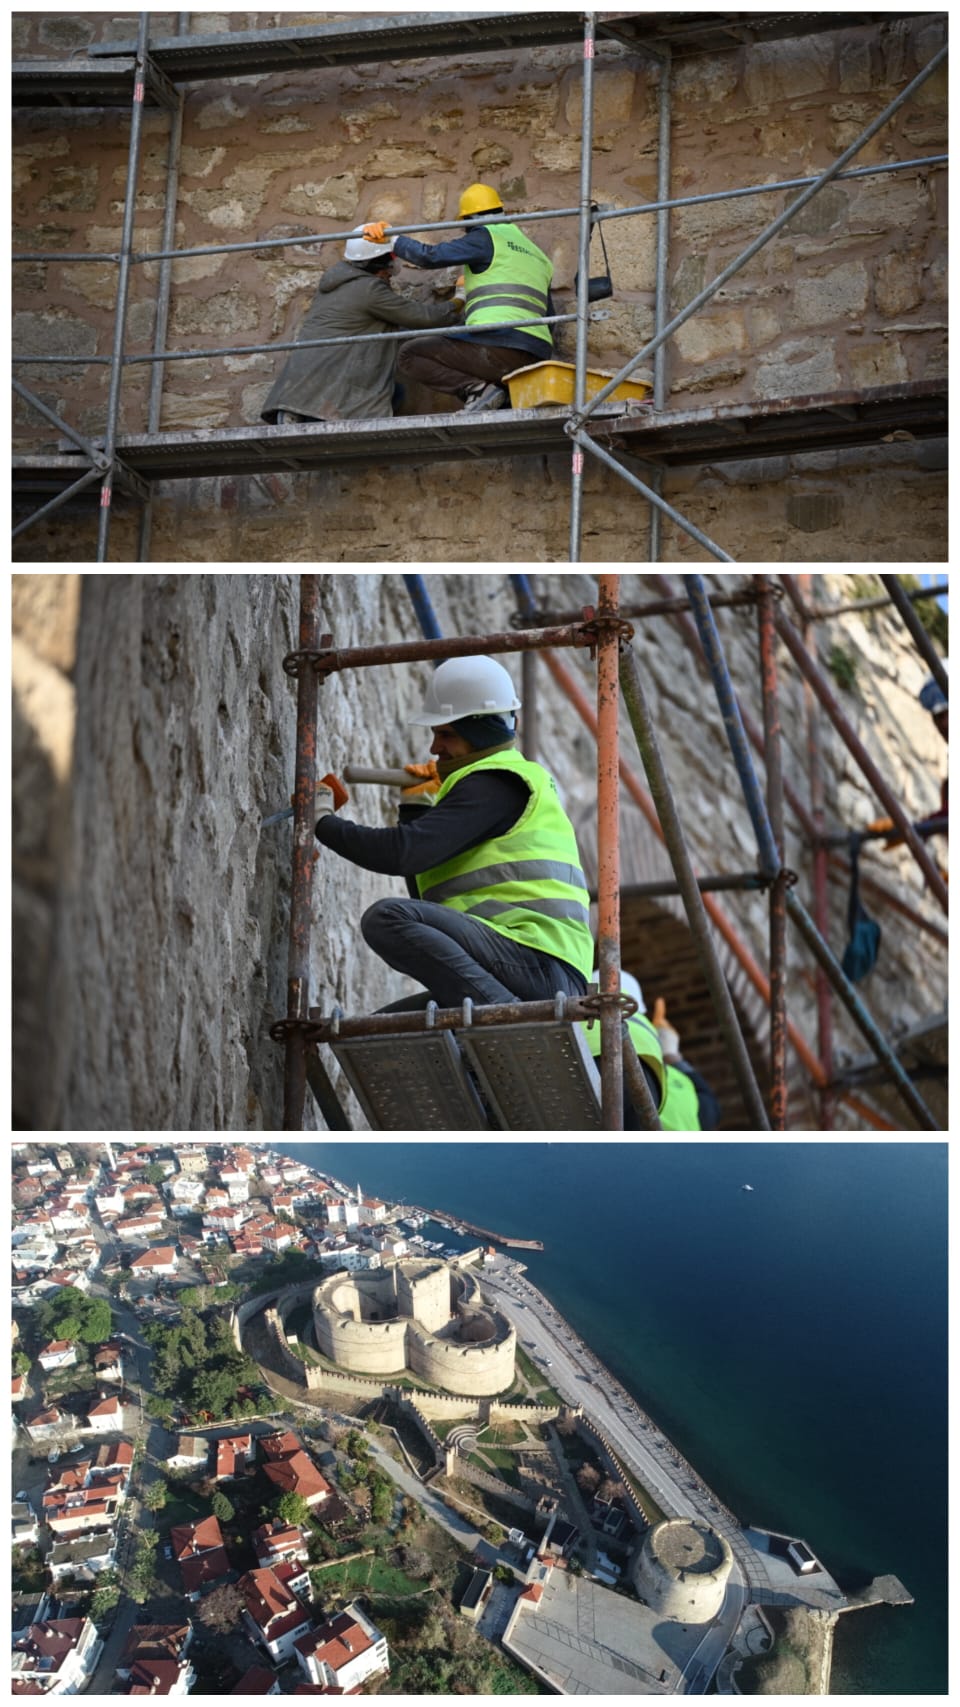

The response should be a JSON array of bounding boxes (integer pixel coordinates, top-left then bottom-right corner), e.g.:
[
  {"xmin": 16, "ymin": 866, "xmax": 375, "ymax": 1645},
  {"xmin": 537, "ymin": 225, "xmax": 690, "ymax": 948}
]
[
  {"xmin": 633, "ymin": 1519, "xmax": 734, "ymax": 1622},
  {"xmin": 11, "ymin": 571, "xmax": 947, "ymax": 1131},
  {"xmin": 12, "ymin": 12, "xmax": 946, "ymax": 563},
  {"xmin": 407, "ymin": 1320, "xmax": 516, "ymax": 1397}
]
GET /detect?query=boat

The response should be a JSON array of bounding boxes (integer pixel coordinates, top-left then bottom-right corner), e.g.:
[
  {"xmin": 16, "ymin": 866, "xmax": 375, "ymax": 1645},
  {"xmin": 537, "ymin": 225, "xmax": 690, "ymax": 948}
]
[{"xmin": 741, "ymin": 1184, "xmax": 754, "ymax": 1193}]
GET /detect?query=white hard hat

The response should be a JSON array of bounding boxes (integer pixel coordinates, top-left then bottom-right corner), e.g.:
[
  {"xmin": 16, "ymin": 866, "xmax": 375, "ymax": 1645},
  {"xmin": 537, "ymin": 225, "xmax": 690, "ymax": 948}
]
[
  {"xmin": 344, "ymin": 226, "xmax": 395, "ymax": 262},
  {"xmin": 590, "ymin": 969, "xmax": 646, "ymax": 1014},
  {"xmin": 409, "ymin": 655, "xmax": 522, "ymax": 726}
]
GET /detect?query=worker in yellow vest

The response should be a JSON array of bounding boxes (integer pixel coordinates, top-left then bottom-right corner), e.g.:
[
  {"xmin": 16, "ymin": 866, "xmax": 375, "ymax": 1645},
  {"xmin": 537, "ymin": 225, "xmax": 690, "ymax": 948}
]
[
  {"xmin": 582, "ymin": 972, "xmax": 717, "ymax": 1131},
  {"xmin": 313, "ymin": 656, "xmax": 594, "ymax": 1014},
  {"xmin": 362, "ymin": 183, "xmax": 555, "ymax": 412}
]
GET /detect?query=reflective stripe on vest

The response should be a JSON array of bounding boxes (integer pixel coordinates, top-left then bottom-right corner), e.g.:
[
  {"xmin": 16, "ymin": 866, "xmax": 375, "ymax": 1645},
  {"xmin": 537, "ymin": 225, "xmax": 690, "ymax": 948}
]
[
  {"xmin": 464, "ymin": 224, "xmax": 554, "ymax": 349},
  {"xmin": 583, "ymin": 1011, "xmax": 666, "ymax": 1109},
  {"xmin": 414, "ymin": 751, "xmax": 593, "ymax": 979}
]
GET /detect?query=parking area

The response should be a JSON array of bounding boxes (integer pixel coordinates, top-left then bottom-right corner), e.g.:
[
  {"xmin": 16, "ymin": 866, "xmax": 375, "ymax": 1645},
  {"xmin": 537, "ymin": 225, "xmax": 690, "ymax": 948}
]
[{"xmin": 505, "ymin": 1572, "xmax": 697, "ymax": 1695}]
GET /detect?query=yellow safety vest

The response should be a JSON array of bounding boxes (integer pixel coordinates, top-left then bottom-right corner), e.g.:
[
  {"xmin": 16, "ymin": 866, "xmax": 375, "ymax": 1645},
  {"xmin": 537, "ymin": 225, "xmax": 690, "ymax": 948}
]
[
  {"xmin": 415, "ymin": 751, "xmax": 593, "ymax": 979},
  {"xmin": 583, "ymin": 1011, "xmax": 667, "ymax": 1111},
  {"xmin": 464, "ymin": 224, "xmax": 554, "ymax": 349},
  {"xmin": 661, "ymin": 1062, "xmax": 702, "ymax": 1132}
]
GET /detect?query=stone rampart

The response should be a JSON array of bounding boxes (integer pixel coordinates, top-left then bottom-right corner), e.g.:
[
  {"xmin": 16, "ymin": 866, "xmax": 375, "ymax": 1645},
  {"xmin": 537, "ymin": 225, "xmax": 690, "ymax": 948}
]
[
  {"xmin": 574, "ymin": 1414, "xmax": 656, "ymax": 1536},
  {"xmin": 12, "ymin": 16, "xmax": 946, "ymax": 563}
]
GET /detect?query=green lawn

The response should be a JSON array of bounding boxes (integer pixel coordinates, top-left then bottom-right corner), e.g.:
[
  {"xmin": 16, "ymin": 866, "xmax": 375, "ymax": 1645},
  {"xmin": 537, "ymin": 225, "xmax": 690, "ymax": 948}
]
[
  {"xmin": 159, "ymin": 1487, "xmax": 207, "ymax": 1532},
  {"xmin": 311, "ymin": 1552, "xmax": 426, "ymax": 1597}
]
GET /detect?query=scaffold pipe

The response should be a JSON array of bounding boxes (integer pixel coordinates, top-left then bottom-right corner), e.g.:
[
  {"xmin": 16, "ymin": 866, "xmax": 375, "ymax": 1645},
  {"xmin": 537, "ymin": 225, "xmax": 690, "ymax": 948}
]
[
  {"xmin": 568, "ymin": 10, "xmax": 596, "ymax": 564},
  {"xmin": 879, "ymin": 575, "xmax": 949, "ymax": 699},
  {"xmin": 757, "ymin": 576, "xmax": 788, "ymax": 1130},
  {"xmin": 402, "ymin": 575, "xmax": 443, "ymax": 641},
  {"xmin": 569, "ymin": 45, "xmax": 948, "ymax": 428},
  {"xmin": 774, "ymin": 606, "xmax": 949, "ymax": 913},
  {"xmin": 617, "ymin": 644, "xmax": 770, "ymax": 1131},
  {"xmin": 284, "ymin": 575, "xmax": 321, "ymax": 1130},
  {"xmin": 784, "ymin": 891, "xmax": 940, "ymax": 1130},
  {"xmin": 596, "ymin": 573, "xmax": 625, "ymax": 1130}
]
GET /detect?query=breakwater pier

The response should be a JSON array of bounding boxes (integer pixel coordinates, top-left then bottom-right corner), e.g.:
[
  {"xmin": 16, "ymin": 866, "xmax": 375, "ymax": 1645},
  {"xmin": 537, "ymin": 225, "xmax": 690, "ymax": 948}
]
[{"xmin": 423, "ymin": 1207, "xmax": 544, "ymax": 1251}]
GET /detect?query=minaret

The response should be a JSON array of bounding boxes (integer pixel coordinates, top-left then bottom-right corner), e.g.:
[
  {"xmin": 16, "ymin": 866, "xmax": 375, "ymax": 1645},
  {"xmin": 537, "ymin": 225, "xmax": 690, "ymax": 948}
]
[
  {"xmin": 356, "ymin": 1182, "xmax": 363, "ymax": 1205},
  {"xmin": 103, "ymin": 1140, "xmax": 116, "ymax": 1169}
]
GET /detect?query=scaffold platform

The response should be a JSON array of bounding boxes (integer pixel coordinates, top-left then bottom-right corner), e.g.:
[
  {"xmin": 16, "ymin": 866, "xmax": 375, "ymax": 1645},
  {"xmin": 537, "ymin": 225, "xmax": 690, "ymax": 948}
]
[
  {"xmin": 12, "ymin": 12, "xmax": 894, "ymax": 106},
  {"xmin": 12, "ymin": 383, "xmax": 945, "ymax": 506}
]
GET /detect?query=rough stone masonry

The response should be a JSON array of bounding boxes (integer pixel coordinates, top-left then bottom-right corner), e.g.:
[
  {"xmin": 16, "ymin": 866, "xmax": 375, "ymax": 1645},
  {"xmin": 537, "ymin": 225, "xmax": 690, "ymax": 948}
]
[
  {"xmin": 12, "ymin": 573, "xmax": 948, "ymax": 1131},
  {"xmin": 11, "ymin": 10, "xmax": 947, "ymax": 561}
]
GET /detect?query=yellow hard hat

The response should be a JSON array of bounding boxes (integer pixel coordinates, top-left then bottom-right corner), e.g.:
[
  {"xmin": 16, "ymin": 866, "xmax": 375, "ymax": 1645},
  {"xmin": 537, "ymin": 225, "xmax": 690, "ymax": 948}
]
[{"xmin": 458, "ymin": 182, "xmax": 503, "ymax": 218}]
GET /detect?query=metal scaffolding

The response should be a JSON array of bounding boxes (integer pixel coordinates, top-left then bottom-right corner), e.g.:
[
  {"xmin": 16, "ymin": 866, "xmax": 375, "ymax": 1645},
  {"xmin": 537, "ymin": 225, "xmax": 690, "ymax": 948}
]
[
  {"xmin": 12, "ymin": 10, "xmax": 948, "ymax": 562},
  {"xmin": 271, "ymin": 572, "xmax": 946, "ymax": 1134}
]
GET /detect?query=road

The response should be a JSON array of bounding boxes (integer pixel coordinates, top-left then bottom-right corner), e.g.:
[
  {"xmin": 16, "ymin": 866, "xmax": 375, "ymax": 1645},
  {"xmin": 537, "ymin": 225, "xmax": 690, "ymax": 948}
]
[{"xmin": 480, "ymin": 1258, "xmax": 763, "ymax": 1687}]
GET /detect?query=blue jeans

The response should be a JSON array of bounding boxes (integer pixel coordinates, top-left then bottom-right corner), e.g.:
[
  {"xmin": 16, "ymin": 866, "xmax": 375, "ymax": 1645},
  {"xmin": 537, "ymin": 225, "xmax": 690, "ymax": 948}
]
[{"xmin": 361, "ymin": 897, "xmax": 585, "ymax": 1013}]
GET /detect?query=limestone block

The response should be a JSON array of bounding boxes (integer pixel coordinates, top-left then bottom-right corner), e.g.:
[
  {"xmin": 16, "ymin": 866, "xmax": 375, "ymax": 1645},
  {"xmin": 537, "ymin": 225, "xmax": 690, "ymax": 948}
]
[
  {"xmin": 874, "ymin": 253, "xmax": 923, "ymax": 316},
  {"xmin": 791, "ymin": 261, "xmax": 868, "ymax": 326},
  {"xmin": 748, "ymin": 306, "xmax": 783, "ymax": 347},
  {"xmin": 478, "ymin": 85, "xmax": 560, "ymax": 135},
  {"xmin": 673, "ymin": 189, "xmax": 782, "ymax": 247},
  {"xmin": 670, "ymin": 255, "xmax": 706, "ymax": 315},
  {"xmin": 11, "ymin": 17, "xmax": 32, "ymax": 52},
  {"xmin": 849, "ymin": 342, "xmax": 909, "ymax": 388},
  {"xmin": 38, "ymin": 14, "xmax": 95, "ymax": 49},
  {"xmin": 742, "ymin": 36, "xmax": 835, "ymax": 105},
  {"xmin": 281, "ymin": 172, "xmax": 359, "ymax": 219},
  {"xmin": 755, "ymin": 337, "xmax": 839, "ymax": 399},
  {"xmin": 784, "ymin": 186, "xmax": 848, "ymax": 239},
  {"xmin": 36, "ymin": 165, "xmax": 99, "ymax": 215},
  {"xmin": 921, "ymin": 338, "xmax": 947, "ymax": 380},
  {"xmin": 530, "ymin": 138, "xmax": 582, "ymax": 174},
  {"xmin": 846, "ymin": 177, "xmax": 930, "ymax": 235},
  {"xmin": 924, "ymin": 252, "xmax": 947, "ymax": 303},
  {"xmin": 838, "ymin": 37, "xmax": 874, "ymax": 93},
  {"xmin": 421, "ymin": 185, "xmax": 447, "ymax": 224},
  {"xmin": 170, "ymin": 291, "xmax": 260, "ymax": 336},
  {"xmin": 564, "ymin": 67, "xmax": 636, "ymax": 130},
  {"xmin": 359, "ymin": 144, "xmax": 457, "ymax": 180},
  {"xmin": 261, "ymin": 114, "xmax": 310, "ymax": 134},
  {"xmin": 13, "ymin": 309, "xmax": 97, "ymax": 360},
  {"xmin": 164, "ymin": 254, "xmax": 228, "ymax": 285},
  {"xmin": 12, "ymin": 577, "xmax": 80, "ymax": 674},
  {"xmin": 672, "ymin": 54, "xmax": 740, "ymax": 110},
  {"xmin": 193, "ymin": 94, "xmax": 247, "ymax": 131},
  {"xmin": 674, "ymin": 314, "xmax": 746, "ymax": 364},
  {"xmin": 339, "ymin": 101, "xmax": 401, "ymax": 143},
  {"xmin": 420, "ymin": 102, "xmax": 465, "ymax": 135},
  {"xmin": 671, "ymin": 358, "xmax": 747, "ymax": 396},
  {"xmin": 13, "ymin": 222, "xmax": 75, "ymax": 251},
  {"xmin": 180, "ymin": 187, "xmax": 268, "ymax": 228},
  {"xmin": 594, "ymin": 205, "xmax": 656, "ymax": 293},
  {"xmin": 43, "ymin": 257, "xmax": 114, "ymax": 311},
  {"xmin": 472, "ymin": 142, "xmax": 513, "ymax": 173},
  {"xmin": 13, "ymin": 137, "xmax": 70, "ymax": 193},
  {"xmin": 180, "ymin": 146, "xmax": 229, "ymax": 180},
  {"xmin": 786, "ymin": 494, "xmax": 844, "ymax": 534}
]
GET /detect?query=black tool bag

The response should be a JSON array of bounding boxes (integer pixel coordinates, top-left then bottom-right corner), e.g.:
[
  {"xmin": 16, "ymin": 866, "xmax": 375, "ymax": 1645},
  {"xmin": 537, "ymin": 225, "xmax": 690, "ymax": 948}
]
[{"xmin": 574, "ymin": 213, "xmax": 614, "ymax": 301}]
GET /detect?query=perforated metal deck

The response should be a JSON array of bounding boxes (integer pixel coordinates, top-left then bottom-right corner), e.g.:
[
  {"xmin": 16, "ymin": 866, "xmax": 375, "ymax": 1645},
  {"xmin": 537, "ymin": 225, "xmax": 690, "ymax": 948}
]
[
  {"xmin": 330, "ymin": 1030, "xmax": 489, "ymax": 1131},
  {"xmin": 458, "ymin": 1021, "xmax": 602, "ymax": 1130}
]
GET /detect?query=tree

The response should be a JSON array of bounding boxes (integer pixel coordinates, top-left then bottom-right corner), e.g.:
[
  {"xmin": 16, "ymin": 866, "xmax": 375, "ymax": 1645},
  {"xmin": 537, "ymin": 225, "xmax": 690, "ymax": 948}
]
[
  {"xmin": 597, "ymin": 1476, "xmax": 625, "ymax": 1504},
  {"xmin": 576, "ymin": 1465, "xmax": 600, "ymax": 1496},
  {"xmin": 198, "ymin": 1582, "xmax": 243, "ymax": 1634},
  {"xmin": 369, "ymin": 1472, "xmax": 393, "ymax": 1526},
  {"xmin": 143, "ymin": 1480, "xmax": 167, "ymax": 1512},
  {"xmin": 127, "ymin": 1537, "xmax": 157, "ymax": 1604},
  {"xmin": 211, "ymin": 1491, "xmax": 235, "ymax": 1523},
  {"xmin": 555, "ymin": 1411, "xmax": 578, "ymax": 1437},
  {"xmin": 275, "ymin": 1491, "xmax": 310, "ymax": 1527},
  {"xmin": 90, "ymin": 1572, "xmax": 122, "ymax": 1620},
  {"xmin": 144, "ymin": 1163, "xmax": 166, "ymax": 1186}
]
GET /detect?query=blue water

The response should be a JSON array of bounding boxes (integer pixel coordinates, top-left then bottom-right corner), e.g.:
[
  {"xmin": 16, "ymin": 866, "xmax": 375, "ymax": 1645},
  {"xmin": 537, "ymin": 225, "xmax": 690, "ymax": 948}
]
[{"xmin": 290, "ymin": 1141, "xmax": 947, "ymax": 1695}]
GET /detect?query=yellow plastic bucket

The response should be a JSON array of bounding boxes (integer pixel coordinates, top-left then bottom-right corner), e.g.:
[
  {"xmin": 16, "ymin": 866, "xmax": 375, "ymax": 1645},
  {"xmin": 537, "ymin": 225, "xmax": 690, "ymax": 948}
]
[{"xmin": 504, "ymin": 360, "xmax": 653, "ymax": 409}]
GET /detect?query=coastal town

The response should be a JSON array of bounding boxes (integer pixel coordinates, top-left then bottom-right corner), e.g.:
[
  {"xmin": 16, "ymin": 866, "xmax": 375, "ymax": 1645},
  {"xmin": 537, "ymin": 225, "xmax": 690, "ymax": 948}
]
[{"xmin": 11, "ymin": 1142, "xmax": 911, "ymax": 1696}]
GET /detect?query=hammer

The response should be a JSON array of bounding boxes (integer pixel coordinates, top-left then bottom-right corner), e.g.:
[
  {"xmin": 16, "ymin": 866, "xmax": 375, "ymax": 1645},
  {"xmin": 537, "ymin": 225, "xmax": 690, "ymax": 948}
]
[{"xmin": 261, "ymin": 766, "xmax": 414, "ymax": 828}]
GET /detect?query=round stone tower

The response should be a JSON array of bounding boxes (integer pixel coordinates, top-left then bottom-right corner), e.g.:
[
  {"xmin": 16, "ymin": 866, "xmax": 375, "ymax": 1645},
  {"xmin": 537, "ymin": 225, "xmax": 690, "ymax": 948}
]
[{"xmin": 633, "ymin": 1517, "xmax": 733, "ymax": 1622}]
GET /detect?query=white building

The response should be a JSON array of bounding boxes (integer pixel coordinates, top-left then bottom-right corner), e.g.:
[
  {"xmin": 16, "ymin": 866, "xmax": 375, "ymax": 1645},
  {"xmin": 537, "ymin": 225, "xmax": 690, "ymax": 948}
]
[
  {"xmin": 48, "ymin": 1531, "xmax": 118, "ymax": 1582},
  {"xmin": 38, "ymin": 1340, "xmax": 78, "ymax": 1371},
  {"xmin": 239, "ymin": 1567, "xmax": 312, "ymax": 1663},
  {"xmin": 12, "ymin": 1617, "xmax": 103, "ymax": 1693},
  {"xmin": 325, "ymin": 1198, "xmax": 360, "ymax": 1228},
  {"xmin": 295, "ymin": 1603, "xmax": 389, "ymax": 1692},
  {"xmin": 86, "ymin": 1394, "xmax": 124, "ymax": 1433}
]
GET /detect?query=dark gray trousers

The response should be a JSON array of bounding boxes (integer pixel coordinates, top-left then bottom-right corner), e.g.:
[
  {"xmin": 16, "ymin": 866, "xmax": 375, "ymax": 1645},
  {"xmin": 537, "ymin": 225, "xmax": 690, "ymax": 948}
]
[{"xmin": 361, "ymin": 896, "xmax": 584, "ymax": 1013}]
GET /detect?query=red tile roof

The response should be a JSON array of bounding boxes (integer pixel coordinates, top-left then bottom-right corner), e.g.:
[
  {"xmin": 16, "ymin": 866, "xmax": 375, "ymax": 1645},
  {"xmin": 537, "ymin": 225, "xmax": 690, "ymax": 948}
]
[
  {"xmin": 296, "ymin": 1612, "xmax": 374, "ymax": 1675},
  {"xmin": 240, "ymin": 1567, "xmax": 303, "ymax": 1633},
  {"xmin": 260, "ymin": 1430, "xmax": 301, "ymax": 1460},
  {"xmin": 128, "ymin": 1658, "xmax": 184, "ymax": 1694},
  {"xmin": 262, "ymin": 1450, "xmax": 330, "ymax": 1504},
  {"xmin": 171, "ymin": 1514, "xmax": 224, "ymax": 1559}
]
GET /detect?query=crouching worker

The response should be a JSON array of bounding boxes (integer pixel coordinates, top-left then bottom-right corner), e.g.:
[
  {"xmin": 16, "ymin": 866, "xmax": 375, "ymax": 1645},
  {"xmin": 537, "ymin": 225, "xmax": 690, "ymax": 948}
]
[
  {"xmin": 582, "ymin": 975, "xmax": 720, "ymax": 1131},
  {"xmin": 362, "ymin": 182, "xmax": 556, "ymax": 412},
  {"xmin": 261, "ymin": 226, "xmax": 460, "ymax": 425},
  {"xmin": 314, "ymin": 656, "xmax": 594, "ymax": 1012}
]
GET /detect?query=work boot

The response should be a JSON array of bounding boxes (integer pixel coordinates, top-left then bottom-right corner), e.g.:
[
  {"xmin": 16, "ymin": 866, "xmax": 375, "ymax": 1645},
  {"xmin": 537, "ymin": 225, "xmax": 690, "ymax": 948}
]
[{"xmin": 461, "ymin": 381, "xmax": 508, "ymax": 413}]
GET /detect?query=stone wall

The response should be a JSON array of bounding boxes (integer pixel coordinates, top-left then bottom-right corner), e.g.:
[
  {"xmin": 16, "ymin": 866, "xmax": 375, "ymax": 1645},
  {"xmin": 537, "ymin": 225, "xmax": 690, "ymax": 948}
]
[
  {"xmin": 11, "ymin": 571, "xmax": 947, "ymax": 1131},
  {"xmin": 12, "ymin": 11, "xmax": 947, "ymax": 562}
]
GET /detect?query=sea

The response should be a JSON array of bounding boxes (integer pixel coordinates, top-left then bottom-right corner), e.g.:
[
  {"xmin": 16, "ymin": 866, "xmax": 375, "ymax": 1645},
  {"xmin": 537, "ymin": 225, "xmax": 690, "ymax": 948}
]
[{"xmin": 289, "ymin": 1139, "xmax": 947, "ymax": 1696}]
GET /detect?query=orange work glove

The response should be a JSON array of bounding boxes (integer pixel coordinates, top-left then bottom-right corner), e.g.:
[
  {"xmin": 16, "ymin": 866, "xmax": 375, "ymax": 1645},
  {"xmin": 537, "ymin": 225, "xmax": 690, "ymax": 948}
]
[
  {"xmin": 363, "ymin": 221, "xmax": 390, "ymax": 243},
  {"xmin": 652, "ymin": 996, "xmax": 680, "ymax": 1059},
  {"xmin": 401, "ymin": 761, "xmax": 441, "ymax": 800},
  {"xmin": 866, "ymin": 815, "xmax": 902, "ymax": 849}
]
